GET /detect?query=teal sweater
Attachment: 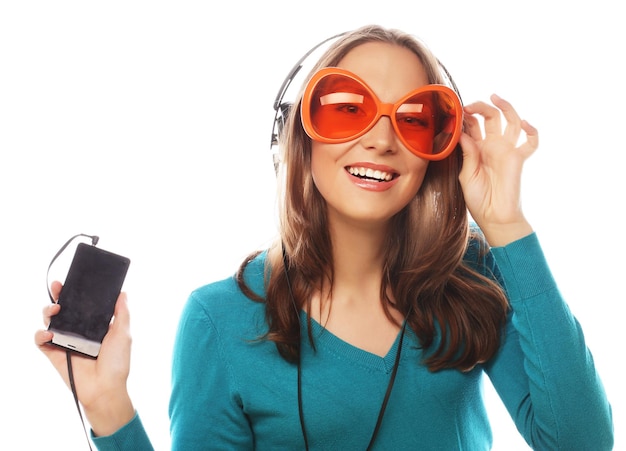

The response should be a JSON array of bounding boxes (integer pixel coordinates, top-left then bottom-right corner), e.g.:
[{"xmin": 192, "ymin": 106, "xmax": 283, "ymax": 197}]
[{"xmin": 93, "ymin": 234, "xmax": 613, "ymax": 450}]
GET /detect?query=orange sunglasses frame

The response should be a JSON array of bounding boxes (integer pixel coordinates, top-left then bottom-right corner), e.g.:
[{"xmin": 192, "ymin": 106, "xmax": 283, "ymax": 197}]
[{"xmin": 301, "ymin": 67, "xmax": 463, "ymax": 161}]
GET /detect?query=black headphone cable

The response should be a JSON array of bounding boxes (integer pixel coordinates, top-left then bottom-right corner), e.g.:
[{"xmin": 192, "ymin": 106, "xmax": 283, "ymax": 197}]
[{"xmin": 46, "ymin": 233, "xmax": 99, "ymax": 451}]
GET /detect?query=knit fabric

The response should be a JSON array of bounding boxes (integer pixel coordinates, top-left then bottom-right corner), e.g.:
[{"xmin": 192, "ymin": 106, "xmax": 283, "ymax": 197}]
[{"xmin": 94, "ymin": 233, "xmax": 613, "ymax": 450}]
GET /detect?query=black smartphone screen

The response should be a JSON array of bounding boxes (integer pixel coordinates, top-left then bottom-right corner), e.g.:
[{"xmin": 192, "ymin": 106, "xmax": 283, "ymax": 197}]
[{"xmin": 48, "ymin": 243, "xmax": 130, "ymax": 355}]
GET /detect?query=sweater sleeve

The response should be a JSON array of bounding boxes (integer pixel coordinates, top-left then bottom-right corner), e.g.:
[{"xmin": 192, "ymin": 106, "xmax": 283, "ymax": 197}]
[
  {"xmin": 485, "ymin": 233, "xmax": 613, "ymax": 450},
  {"xmin": 168, "ymin": 288, "xmax": 254, "ymax": 450},
  {"xmin": 91, "ymin": 412, "xmax": 154, "ymax": 451}
]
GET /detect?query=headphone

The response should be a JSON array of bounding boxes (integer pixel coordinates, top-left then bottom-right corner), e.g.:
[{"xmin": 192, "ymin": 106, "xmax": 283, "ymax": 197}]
[
  {"xmin": 269, "ymin": 30, "xmax": 463, "ymax": 174},
  {"xmin": 269, "ymin": 32, "xmax": 346, "ymax": 173}
]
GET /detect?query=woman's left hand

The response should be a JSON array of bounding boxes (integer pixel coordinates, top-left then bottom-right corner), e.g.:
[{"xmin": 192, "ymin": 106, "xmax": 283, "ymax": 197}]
[{"xmin": 458, "ymin": 94, "xmax": 539, "ymax": 247}]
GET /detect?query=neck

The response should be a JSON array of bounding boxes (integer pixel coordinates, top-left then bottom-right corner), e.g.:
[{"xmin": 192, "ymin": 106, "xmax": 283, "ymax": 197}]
[
  {"xmin": 310, "ymin": 215, "xmax": 403, "ymax": 355},
  {"xmin": 331, "ymin": 217, "xmax": 387, "ymax": 280},
  {"xmin": 318, "ymin": 216, "xmax": 391, "ymax": 312}
]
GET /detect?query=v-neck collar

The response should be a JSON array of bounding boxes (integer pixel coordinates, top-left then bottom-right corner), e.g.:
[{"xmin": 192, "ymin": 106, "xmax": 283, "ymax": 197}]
[{"xmin": 300, "ymin": 313, "xmax": 411, "ymax": 374}]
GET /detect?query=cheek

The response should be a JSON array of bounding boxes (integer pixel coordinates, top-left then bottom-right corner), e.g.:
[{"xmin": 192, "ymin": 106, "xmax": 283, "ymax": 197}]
[
  {"xmin": 310, "ymin": 144, "xmax": 323, "ymax": 191},
  {"xmin": 405, "ymin": 160, "xmax": 430, "ymax": 196},
  {"xmin": 310, "ymin": 142, "xmax": 339, "ymax": 192}
]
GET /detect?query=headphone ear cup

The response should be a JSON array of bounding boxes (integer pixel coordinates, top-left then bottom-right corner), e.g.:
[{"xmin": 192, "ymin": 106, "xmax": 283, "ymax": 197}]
[
  {"xmin": 277, "ymin": 101, "xmax": 292, "ymax": 137},
  {"xmin": 272, "ymin": 101, "xmax": 293, "ymax": 174},
  {"xmin": 271, "ymin": 101, "xmax": 292, "ymax": 148}
]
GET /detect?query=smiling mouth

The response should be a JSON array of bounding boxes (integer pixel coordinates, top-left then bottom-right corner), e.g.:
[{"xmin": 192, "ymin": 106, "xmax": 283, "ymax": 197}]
[{"xmin": 346, "ymin": 166, "xmax": 397, "ymax": 182}]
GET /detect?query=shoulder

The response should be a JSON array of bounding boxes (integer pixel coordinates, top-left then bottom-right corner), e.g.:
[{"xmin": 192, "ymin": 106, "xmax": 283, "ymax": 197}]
[{"xmin": 179, "ymin": 251, "xmax": 269, "ymax": 333}]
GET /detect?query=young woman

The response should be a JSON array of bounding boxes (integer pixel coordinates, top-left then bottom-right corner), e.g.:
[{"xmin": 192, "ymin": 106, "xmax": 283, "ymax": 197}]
[{"xmin": 36, "ymin": 25, "xmax": 613, "ymax": 450}]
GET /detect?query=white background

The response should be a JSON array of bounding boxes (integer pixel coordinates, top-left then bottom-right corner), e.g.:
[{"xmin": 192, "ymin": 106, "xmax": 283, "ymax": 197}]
[{"xmin": 1, "ymin": 1, "xmax": 623, "ymax": 449}]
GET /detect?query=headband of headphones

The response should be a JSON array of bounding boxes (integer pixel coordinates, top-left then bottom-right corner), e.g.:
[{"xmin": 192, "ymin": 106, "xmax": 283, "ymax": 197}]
[
  {"xmin": 269, "ymin": 32, "xmax": 346, "ymax": 173},
  {"xmin": 269, "ymin": 30, "xmax": 462, "ymax": 173}
]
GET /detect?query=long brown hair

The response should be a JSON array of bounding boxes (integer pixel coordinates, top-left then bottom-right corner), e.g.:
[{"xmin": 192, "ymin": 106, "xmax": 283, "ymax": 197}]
[{"xmin": 237, "ymin": 25, "xmax": 508, "ymax": 372}]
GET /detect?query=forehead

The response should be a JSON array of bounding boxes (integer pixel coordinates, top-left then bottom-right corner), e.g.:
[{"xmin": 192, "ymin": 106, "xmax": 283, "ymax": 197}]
[{"xmin": 336, "ymin": 42, "xmax": 429, "ymax": 101}]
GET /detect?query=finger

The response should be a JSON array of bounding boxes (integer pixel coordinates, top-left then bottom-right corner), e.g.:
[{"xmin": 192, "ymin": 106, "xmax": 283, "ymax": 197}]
[
  {"xmin": 491, "ymin": 94, "xmax": 521, "ymax": 143},
  {"xmin": 114, "ymin": 292, "xmax": 129, "ymax": 327},
  {"xmin": 463, "ymin": 114, "xmax": 483, "ymax": 142},
  {"xmin": 105, "ymin": 293, "xmax": 131, "ymax": 339},
  {"xmin": 42, "ymin": 303, "xmax": 61, "ymax": 327},
  {"xmin": 34, "ymin": 328, "xmax": 72, "ymax": 383},
  {"xmin": 464, "ymin": 101, "xmax": 502, "ymax": 137},
  {"xmin": 98, "ymin": 292, "xmax": 132, "ymax": 377},
  {"xmin": 50, "ymin": 280, "xmax": 62, "ymax": 302},
  {"xmin": 458, "ymin": 133, "xmax": 481, "ymax": 183},
  {"xmin": 519, "ymin": 119, "xmax": 539, "ymax": 157},
  {"xmin": 34, "ymin": 328, "xmax": 54, "ymax": 347}
]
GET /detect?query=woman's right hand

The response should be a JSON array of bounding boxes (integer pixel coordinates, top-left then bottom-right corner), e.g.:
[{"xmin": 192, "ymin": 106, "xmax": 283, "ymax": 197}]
[{"xmin": 35, "ymin": 281, "xmax": 136, "ymax": 437}]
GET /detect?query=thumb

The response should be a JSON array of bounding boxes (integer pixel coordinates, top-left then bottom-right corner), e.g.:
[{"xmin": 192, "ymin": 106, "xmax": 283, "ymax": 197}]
[
  {"xmin": 97, "ymin": 291, "xmax": 132, "ymax": 370},
  {"xmin": 458, "ymin": 133, "xmax": 480, "ymax": 185},
  {"xmin": 110, "ymin": 292, "xmax": 130, "ymax": 333}
]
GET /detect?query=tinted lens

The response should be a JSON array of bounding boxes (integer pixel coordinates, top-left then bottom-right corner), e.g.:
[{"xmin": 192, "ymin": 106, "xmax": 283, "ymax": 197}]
[
  {"xmin": 396, "ymin": 90, "xmax": 458, "ymax": 156},
  {"xmin": 309, "ymin": 73, "xmax": 377, "ymax": 139},
  {"xmin": 304, "ymin": 69, "xmax": 461, "ymax": 160}
]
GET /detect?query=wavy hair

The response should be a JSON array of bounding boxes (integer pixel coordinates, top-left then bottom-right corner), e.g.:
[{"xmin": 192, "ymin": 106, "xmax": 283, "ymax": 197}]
[{"xmin": 237, "ymin": 24, "xmax": 508, "ymax": 372}]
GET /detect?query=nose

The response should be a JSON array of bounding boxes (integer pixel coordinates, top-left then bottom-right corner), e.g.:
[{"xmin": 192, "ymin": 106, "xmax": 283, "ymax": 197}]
[{"xmin": 359, "ymin": 115, "xmax": 397, "ymax": 154}]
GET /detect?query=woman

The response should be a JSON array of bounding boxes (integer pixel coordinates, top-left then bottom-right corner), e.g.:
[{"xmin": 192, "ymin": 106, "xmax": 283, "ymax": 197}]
[{"xmin": 36, "ymin": 25, "xmax": 613, "ymax": 450}]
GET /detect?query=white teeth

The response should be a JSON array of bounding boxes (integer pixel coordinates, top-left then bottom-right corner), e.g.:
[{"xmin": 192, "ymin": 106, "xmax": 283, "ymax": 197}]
[{"xmin": 347, "ymin": 166, "xmax": 393, "ymax": 181}]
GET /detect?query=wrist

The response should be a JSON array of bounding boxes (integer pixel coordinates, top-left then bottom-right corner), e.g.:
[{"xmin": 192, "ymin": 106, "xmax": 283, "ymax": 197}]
[
  {"xmin": 480, "ymin": 220, "xmax": 533, "ymax": 248},
  {"xmin": 83, "ymin": 391, "xmax": 135, "ymax": 437}
]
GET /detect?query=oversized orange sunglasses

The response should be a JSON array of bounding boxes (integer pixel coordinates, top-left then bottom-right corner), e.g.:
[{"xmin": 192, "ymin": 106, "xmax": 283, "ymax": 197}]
[{"xmin": 301, "ymin": 68, "xmax": 463, "ymax": 161}]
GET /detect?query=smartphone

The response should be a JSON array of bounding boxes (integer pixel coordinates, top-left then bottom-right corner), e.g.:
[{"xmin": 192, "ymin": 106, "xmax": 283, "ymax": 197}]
[{"xmin": 48, "ymin": 242, "xmax": 131, "ymax": 358}]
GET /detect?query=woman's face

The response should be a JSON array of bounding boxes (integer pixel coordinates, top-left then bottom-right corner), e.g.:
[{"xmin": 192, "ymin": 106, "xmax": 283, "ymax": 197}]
[{"xmin": 310, "ymin": 42, "xmax": 431, "ymax": 229}]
